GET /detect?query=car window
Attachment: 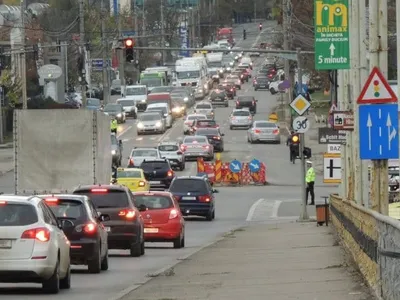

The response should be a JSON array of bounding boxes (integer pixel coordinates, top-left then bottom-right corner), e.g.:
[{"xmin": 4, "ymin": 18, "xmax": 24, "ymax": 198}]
[
  {"xmin": 40, "ymin": 202, "xmax": 58, "ymax": 226},
  {"xmin": 134, "ymin": 195, "xmax": 173, "ymax": 209},
  {"xmin": 46, "ymin": 199, "xmax": 87, "ymax": 220},
  {"xmin": 196, "ymin": 129, "xmax": 218, "ymax": 135},
  {"xmin": 141, "ymin": 161, "xmax": 169, "ymax": 169},
  {"xmin": 255, "ymin": 122, "xmax": 276, "ymax": 128},
  {"xmin": 104, "ymin": 104, "xmax": 121, "ymax": 112},
  {"xmin": 169, "ymin": 179, "xmax": 207, "ymax": 193},
  {"xmin": 117, "ymin": 100, "xmax": 135, "ymax": 106},
  {"xmin": 117, "ymin": 170, "xmax": 142, "ymax": 178},
  {"xmin": 0, "ymin": 203, "xmax": 38, "ymax": 226},
  {"xmin": 140, "ymin": 114, "xmax": 161, "ymax": 121},
  {"xmin": 74, "ymin": 190, "xmax": 129, "ymax": 208},
  {"xmin": 184, "ymin": 136, "xmax": 207, "ymax": 143},
  {"xmin": 132, "ymin": 149, "xmax": 158, "ymax": 157},
  {"xmin": 233, "ymin": 110, "xmax": 250, "ymax": 116},
  {"xmin": 158, "ymin": 145, "xmax": 179, "ymax": 151},
  {"xmin": 197, "ymin": 120, "xmax": 216, "ymax": 126},
  {"xmin": 87, "ymin": 201, "xmax": 99, "ymax": 219},
  {"xmin": 196, "ymin": 104, "xmax": 212, "ymax": 109}
]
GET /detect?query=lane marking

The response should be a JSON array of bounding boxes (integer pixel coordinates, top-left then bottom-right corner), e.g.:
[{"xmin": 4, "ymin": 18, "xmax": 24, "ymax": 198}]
[
  {"xmin": 271, "ymin": 200, "xmax": 282, "ymax": 218},
  {"xmin": 135, "ymin": 137, "xmax": 143, "ymax": 141},
  {"xmin": 117, "ymin": 126, "xmax": 132, "ymax": 138},
  {"xmin": 246, "ymin": 198, "xmax": 264, "ymax": 221}
]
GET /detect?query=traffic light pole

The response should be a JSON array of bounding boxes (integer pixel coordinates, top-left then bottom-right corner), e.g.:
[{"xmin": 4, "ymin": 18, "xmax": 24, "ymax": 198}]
[
  {"xmin": 101, "ymin": 0, "xmax": 110, "ymax": 105},
  {"xmin": 117, "ymin": 5, "xmax": 126, "ymax": 95}
]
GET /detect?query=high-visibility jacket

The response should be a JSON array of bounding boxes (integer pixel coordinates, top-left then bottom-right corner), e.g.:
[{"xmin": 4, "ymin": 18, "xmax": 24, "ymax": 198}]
[
  {"xmin": 306, "ymin": 167, "xmax": 315, "ymax": 183},
  {"xmin": 110, "ymin": 120, "xmax": 118, "ymax": 130}
]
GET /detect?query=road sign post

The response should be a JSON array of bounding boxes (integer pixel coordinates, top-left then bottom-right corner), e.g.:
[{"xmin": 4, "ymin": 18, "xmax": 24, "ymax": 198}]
[{"xmin": 314, "ymin": 0, "xmax": 350, "ymax": 70}]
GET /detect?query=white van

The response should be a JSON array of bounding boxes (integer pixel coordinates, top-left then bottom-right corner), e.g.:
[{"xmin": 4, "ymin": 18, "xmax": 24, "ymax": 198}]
[{"xmin": 146, "ymin": 103, "xmax": 173, "ymax": 128}]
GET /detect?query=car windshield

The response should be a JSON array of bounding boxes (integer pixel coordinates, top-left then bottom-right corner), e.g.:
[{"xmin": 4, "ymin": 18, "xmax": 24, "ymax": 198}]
[
  {"xmin": 208, "ymin": 62, "xmax": 222, "ymax": 68},
  {"xmin": 147, "ymin": 107, "xmax": 167, "ymax": 114},
  {"xmin": 184, "ymin": 136, "xmax": 207, "ymax": 143},
  {"xmin": 126, "ymin": 87, "xmax": 146, "ymax": 95},
  {"xmin": 255, "ymin": 122, "xmax": 277, "ymax": 128},
  {"xmin": 228, "ymin": 76, "xmax": 239, "ymax": 80},
  {"xmin": 196, "ymin": 104, "xmax": 212, "ymax": 109},
  {"xmin": 132, "ymin": 149, "xmax": 158, "ymax": 157},
  {"xmin": 117, "ymin": 100, "xmax": 135, "ymax": 106},
  {"xmin": 46, "ymin": 200, "xmax": 86, "ymax": 220},
  {"xmin": 140, "ymin": 114, "xmax": 161, "ymax": 121},
  {"xmin": 196, "ymin": 129, "xmax": 218, "ymax": 136},
  {"xmin": 169, "ymin": 179, "xmax": 207, "ymax": 193},
  {"xmin": 177, "ymin": 71, "xmax": 200, "ymax": 79},
  {"xmin": 171, "ymin": 93, "xmax": 186, "ymax": 100},
  {"xmin": 197, "ymin": 120, "xmax": 216, "ymax": 126},
  {"xmin": 117, "ymin": 170, "xmax": 142, "ymax": 178},
  {"xmin": 158, "ymin": 145, "xmax": 179, "ymax": 151},
  {"xmin": 141, "ymin": 78, "xmax": 162, "ymax": 87},
  {"xmin": 151, "ymin": 87, "xmax": 171, "ymax": 93},
  {"xmin": 134, "ymin": 195, "xmax": 173, "ymax": 210},
  {"xmin": 188, "ymin": 115, "xmax": 206, "ymax": 120},
  {"xmin": 104, "ymin": 104, "xmax": 121, "ymax": 112},
  {"xmin": 211, "ymin": 91, "xmax": 225, "ymax": 97},
  {"xmin": 208, "ymin": 70, "xmax": 218, "ymax": 76},
  {"xmin": 0, "ymin": 203, "xmax": 38, "ymax": 226},
  {"xmin": 87, "ymin": 99, "xmax": 100, "ymax": 106},
  {"xmin": 74, "ymin": 190, "xmax": 129, "ymax": 208},
  {"xmin": 233, "ymin": 110, "xmax": 250, "ymax": 116},
  {"xmin": 141, "ymin": 161, "xmax": 168, "ymax": 169}
]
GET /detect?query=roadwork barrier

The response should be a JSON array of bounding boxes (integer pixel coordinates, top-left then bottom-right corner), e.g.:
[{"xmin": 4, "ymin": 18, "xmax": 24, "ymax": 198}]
[{"xmin": 196, "ymin": 157, "xmax": 267, "ymax": 186}]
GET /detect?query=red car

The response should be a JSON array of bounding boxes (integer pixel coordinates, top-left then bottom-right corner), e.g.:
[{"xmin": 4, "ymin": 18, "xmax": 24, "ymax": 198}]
[{"xmin": 134, "ymin": 191, "xmax": 185, "ymax": 248}]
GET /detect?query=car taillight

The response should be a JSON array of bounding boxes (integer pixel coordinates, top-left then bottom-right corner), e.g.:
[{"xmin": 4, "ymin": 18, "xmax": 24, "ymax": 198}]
[
  {"xmin": 180, "ymin": 145, "xmax": 187, "ymax": 152},
  {"xmin": 173, "ymin": 195, "xmax": 181, "ymax": 201},
  {"xmin": 248, "ymin": 116, "xmax": 252, "ymax": 120},
  {"xmin": 273, "ymin": 129, "xmax": 279, "ymax": 134},
  {"xmin": 167, "ymin": 170, "xmax": 174, "ymax": 177},
  {"xmin": 21, "ymin": 228, "xmax": 50, "ymax": 242},
  {"xmin": 91, "ymin": 188, "xmax": 108, "ymax": 193},
  {"xmin": 203, "ymin": 145, "xmax": 210, "ymax": 149},
  {"xmin": 198, "ymin": 195, "xmax": 211, "ymax": 202},
  {"xmin": 169, "ymin": 209, "xmax": 179, "ymax": 219},
  {"xmin": 254, "ymin": 81, "xmax": 257, "ymax": 84},
  {"xmin": 119, "ymin": 209, "xmax": 136, "ymax": 219},
  {"xmin": 254, "ymin": 129, "xmax": 261, "ymax": 133},
  {"xmin": 139, "ymin": 181, "xmax": 146, "ymax": 187},
  {"xmin": 128, "ymin": 159, "xmax": 134, "ymax": 166},
  {"xmin": 252, "ymin": 101, "xmax": 256, "ymax": 105},
  {"xmin": 236, "ymin": 101, "xmax": 239, "ymax": 105},
  {"xmin": 84, "ymin": 223, "xmax": 97, "ymax": 233},
  {"xmin": 230, "ymin": 89, "xmax": 233, "ymax": 91},
  {"xmin": 0, "ymin": 201, "xmax": 6, "ymax": 205},
  {"xmin": 213, "ymin": 136, "xmax": 221, "ymax": 140}
]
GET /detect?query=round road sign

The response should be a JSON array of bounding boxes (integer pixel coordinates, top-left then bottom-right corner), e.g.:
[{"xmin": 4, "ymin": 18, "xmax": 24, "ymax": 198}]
[{"xmin": 292, "ymin": 116, "xmax": 310, "ymax": 133}]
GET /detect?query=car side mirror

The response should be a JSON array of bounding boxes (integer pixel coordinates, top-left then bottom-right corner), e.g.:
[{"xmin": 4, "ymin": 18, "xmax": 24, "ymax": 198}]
[
  {"xmin": 255, "ymin": 100, "xmax": 258, "ymax": 102},
  {"xmin": 212, "ymin": 188, "xmax": 219, "ymax": 193},
  {"xmin": 138, "ymin": 204, "xmax": 147, "ymax": 212},
  {"xmin": 99, "ymin": 214, "xmax": 111, "ymax": 222}
]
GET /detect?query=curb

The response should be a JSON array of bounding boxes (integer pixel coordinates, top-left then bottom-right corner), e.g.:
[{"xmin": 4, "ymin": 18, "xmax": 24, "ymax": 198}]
[
  {"xmin": 0, "ymin": 143, "xmax": 13, "ymax": 149},
  {"xmin": 108, "ymin": 225, "xmax": 245, "ymax": 300}
]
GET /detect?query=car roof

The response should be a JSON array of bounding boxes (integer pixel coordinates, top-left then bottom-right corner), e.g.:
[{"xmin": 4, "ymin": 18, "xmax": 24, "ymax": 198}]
[
  {"xmin": 233, "ymin": 108, "xmax": 250, "ymax": 111},
  {"xmin": 184, "ymin": 135, "xmax": 207, "ymax": 139},
  {"xmin": 37, "ymin": 194, "xmax": 89, "ymax": 202},
  {"xmin": 173, "ymin": 175, "xmax": 208, "ymax": 181},
  {"xmin": 116, "ymin": 167, "xmax": 143, "ymax": 172},
  {"xmin": 0, "ymin": 195, "xmax": 41, "ymax": 205},
  {"xmin": 73, "ymin": 184, "xmax": 128, "ymax": 192},
  {"xmin": 141, "ymin": 158, "xmax": 168, "ymax": 163},
  {"xmin": 133, "ymin": 191, "xmax": 173, "ymax": 197},
  {"xmin": 132, "ymin": 147, "xmax": 158, "ymax": 150},
  {"xmin": 158, "ymin": 141, "xmax": 179, "ymax": 145},
  {"xmin": 254, "ymin": 120, "xmax": 276, "ymax": 125}
]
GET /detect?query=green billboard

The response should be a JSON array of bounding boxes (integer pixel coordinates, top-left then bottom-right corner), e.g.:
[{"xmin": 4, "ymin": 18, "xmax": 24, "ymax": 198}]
[{"xmin": 314, "ymin": 0, "xmax": 350, "ymax": 70}]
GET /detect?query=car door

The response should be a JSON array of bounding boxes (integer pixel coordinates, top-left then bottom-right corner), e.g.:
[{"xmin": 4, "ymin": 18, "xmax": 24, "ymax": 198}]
[{"xmin": 40, "ymin": 202, "xmax": 70, "ymax": 274}]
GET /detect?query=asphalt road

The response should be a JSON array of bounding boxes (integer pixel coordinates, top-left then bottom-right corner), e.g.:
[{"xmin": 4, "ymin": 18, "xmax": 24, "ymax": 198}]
[{"xmin": 0, "ymin": 21, "xmax": 336, "ymax": 299}]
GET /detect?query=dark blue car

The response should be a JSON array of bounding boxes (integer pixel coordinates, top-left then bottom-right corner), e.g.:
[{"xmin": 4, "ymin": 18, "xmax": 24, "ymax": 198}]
[{"xmin": 168, "ymin": 176, "xmax": 218, "ymax": 221}]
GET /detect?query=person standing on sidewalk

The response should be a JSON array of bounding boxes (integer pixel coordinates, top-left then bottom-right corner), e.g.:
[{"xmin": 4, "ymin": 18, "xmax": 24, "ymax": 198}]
[{"xmin": 305, "ymin": 161, "xmax": 315, "ymax": 205}]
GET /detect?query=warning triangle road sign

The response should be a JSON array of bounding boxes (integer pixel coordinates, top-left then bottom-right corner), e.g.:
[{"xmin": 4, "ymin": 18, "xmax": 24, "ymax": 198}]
[{"xmin": 357, "ymin": 67, "xmax": 398, "ymax": 104}]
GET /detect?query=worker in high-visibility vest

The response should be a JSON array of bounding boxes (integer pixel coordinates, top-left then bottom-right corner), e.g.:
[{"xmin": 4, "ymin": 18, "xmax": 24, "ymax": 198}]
[
  {"xmin": 305, "ymin": 161, "xmax": 316, "ymax": 205},
  {"xmin": 110, "ymin": 118, "xmax": 118, "ymax": 134},
  {"xmin": 268, "ymin": 112, "xmax": 278, "ymax": 123}
]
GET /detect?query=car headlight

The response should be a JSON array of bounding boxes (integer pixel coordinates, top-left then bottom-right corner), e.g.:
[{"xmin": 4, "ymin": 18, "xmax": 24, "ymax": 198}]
[
  {"xmin": 117, "ymin": 113, "xmax": 122, "ymax": 117},
  {"xmin": 227, "ymin": 67, "xmax": 231, "ymax": 71},
  {"xmin": 183, "ymin": 97, "xmax": 189, "ymax": 102},
  {"xmin": 250, "ymin": 63, "xmax": 253, "ymax": 66},
  {"xmin": 235, "ymin": 56, "xmax": 238, "ymax": 60},
  {"xmin": 172, "ymin": 107, "xmax": 181, "ymax": 113},
  {"xmin": 197, "ymin": 89, "xmax": 203, "ymax": 93},
  {"xmin": 219, "ymin": 69, "xmax": 223, "ymax": 73},
  {"xmin": 111, "ymin": 150, "xmax": 116, "ymax": 155},
  {"xmin": 155, "ymin": 121, "xmax": 162, "ymax": 127},
  {"xmin": 137, "ymin": 122, "xmax": 144, "ymax": 129},
  {"xmin": 230, "ymin": 62, "xmax": 234, "ymax": 66},
  {"xmin": 140, "ymin": 99, "xmax": 146, "ymax": 103}
]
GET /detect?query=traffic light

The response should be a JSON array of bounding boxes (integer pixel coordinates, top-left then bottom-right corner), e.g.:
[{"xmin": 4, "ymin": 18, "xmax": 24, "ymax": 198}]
[
  {"xmin": 124, "ymin": 38, "xmax": 135, "ymax": 62},
  {"xmin": 291, "ymin": 134, "xmax": 300, "ymax": 145}
]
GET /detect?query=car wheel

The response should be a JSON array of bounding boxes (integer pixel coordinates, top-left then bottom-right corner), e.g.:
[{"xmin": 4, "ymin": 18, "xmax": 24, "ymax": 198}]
[
  {"xmin": 137, "ymin": 132, "xmax": 141, "ymax": 135},
  {"xmin": 88, "ymin": 247, "xmax": 101, "ymax": 273},
  {"xmin": 206, "ymin": 211, "xmax": 213, "ymax": 221},
  {"xmin": 270, "ymin": 88, "xmax": 276, "ymax": 94},
  {"xmin": 100, "ymin": 250, "xmax": 109, "ymax": 271},
  {"xmin": 179, "ymin": 163, "xmax": 185, "ymax": 171},
  {"xmin": 181, "ymin": 233, "xmax": 185, "ymax": 248},
  {"xmin": 130, "ymin": 241, "xmax": 142, "ymax": 257},
  {"xmin": 173, "ymin": 232, "xmax": 183, "ymax": 249},
  {"xmin": 230, "ymin": 126, "xmax": 233, "ymax": 130},
  {"xmin": 212, "ymin": 210, "xmax": 215, "ymax": 219},
  {"xmin": 140, "ymin": 240, "xmax": 145, "ymax": 255},
  {"xmin": 254, "ymin": 88, "xmax": 257, "ymax": 91},
  {"xmin": 42, "ymin": 260, "xmax": 60, "ymax": 294},
  {"xmin": 59, "ymin": 264, "xmax": 71, "ymax": 289}
]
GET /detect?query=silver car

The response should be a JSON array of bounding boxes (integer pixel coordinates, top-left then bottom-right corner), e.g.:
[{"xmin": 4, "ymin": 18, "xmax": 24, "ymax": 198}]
[
  {"xmin": 247, "ymin": 121, "xmax": 281, "ymax": 144},
  {"xmin": 229, "ymin": 108, "xmax": 253, "ymax": 129},
  {"xmin": 127, "ymin": 147, "xmax": 161, "ymax": 167},
  {"xmin": 158, "ymin": 141, "xmax": 185, "ymax": 171},
  {"xmin": 181, "ymin": 136, "xmax": 214, "ymax": 161},
  {"xmin": 194, "ymin": 101, "xmax": 215, "ymax": 119},
  {"xmin": 136, "ymin": 112, "xmax": 166, "ymax": 135}
]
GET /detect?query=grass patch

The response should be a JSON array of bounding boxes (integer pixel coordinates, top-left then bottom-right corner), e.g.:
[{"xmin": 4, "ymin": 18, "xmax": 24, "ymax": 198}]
[
  {"xmin": 311, "ymin": 100, "xmax": 330, "ymax": 116},
  {"xmin": 312, "ymin": 90, "xmax": 331, "ymax": 101}
]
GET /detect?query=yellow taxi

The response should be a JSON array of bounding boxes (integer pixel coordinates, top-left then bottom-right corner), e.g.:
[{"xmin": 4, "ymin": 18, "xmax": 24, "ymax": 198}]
[{"xmin": 112, "ymin": 168, "xmax": 150, "ymax": 192}]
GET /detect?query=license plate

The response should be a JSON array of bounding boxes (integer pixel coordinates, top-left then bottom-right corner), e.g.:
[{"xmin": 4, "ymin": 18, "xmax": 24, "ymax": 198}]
[
  {"xmin": 149, "ymin": 181, "xmax": 161, "ymax": 184},
  {"xmin": 182, "ymin": 196, "xmax": 196, "ymax": 200},
  {"xmin": 105, "ymin": 227, "xmax": 111, "ymax": 232},
  {"xmin": 144, "ymin": 228, "xmax": 158, "ymax": 233},
  {"xmin": 0, "ymin": 240, "xmax": 12, "ymax": 248}
]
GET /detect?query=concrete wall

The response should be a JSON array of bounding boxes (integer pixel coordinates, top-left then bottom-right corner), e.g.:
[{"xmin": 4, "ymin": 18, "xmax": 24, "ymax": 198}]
[{"xmin": 331, "ymin": 194, "xmax": 400, "ymax": 299}]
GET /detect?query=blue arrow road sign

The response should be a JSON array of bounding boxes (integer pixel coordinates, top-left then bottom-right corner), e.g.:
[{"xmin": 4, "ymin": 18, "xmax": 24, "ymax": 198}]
[
  {"xmin": 229, "ymin": 160, "xmax": 242, "ymax": 173},
  {"xmin": 248, "ymin": 159, "xmax": 261, "ymax": 173},
  {"xmin": 359, "ymin": 104, "xmax": 399, "ymax": 159}
]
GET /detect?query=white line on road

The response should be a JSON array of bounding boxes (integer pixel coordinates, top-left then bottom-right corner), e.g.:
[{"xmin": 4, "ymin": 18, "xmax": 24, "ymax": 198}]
[
  {"xmin": 135, "ymin": 137, "xmax": 143, "ymax": 141},
  {"xmin": 271, "ymin": 200, "xmax": 282, "ymax": 218},
  {"xmin": 117, "ymin": 126, "xmax": 132, "ymax": 138},
  {"xmin": 246, "ymin": 198, "xmax": 264, "ymax": 221}
]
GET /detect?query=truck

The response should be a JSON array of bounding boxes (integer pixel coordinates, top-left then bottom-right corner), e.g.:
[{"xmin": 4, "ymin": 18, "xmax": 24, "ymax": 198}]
[
  {"xmin": 175, "ymin": 62, "xmax": 207, "ymax": 100},
  {"xmin": 14, "ymin": 109, "xmax": 112, "ymax": 194},
  {"xmin": 122, "ymin": 85, "xmax": 148, "ymax": 112},
  {"xmin": 206, "ymin": 52, "xmax": 224, "ymax": 72},
  {"xmin": 140, "ymin": 71, "xmax": 167, "ymax": 91}
]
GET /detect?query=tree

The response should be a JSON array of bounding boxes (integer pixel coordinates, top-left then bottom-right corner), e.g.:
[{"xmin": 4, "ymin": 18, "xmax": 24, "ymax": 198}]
[{"xmin": 0, "ymin": 70, "xmax": 22, "ymax": 108}]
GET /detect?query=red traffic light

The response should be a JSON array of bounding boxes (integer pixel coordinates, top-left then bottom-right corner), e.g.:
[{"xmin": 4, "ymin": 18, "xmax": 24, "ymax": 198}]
[{"xmin": 124, "ymin": 38, "xmax": 134, "ymax": 47}]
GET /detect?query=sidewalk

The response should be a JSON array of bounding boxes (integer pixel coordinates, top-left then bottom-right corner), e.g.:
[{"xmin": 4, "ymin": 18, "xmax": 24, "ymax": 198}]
[
  {"xmin": 0, "ymin": 147, "xmax": 14, "ymax": 175},
  {"xmin": 120, "ymin": 222, "xmax": 373, "ymax": 300}
]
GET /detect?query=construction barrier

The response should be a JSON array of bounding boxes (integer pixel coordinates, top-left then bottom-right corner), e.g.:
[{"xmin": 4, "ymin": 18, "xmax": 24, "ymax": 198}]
[{"xmin": 196, "ymin": 159, "xmax": 267, "ymax": 186}]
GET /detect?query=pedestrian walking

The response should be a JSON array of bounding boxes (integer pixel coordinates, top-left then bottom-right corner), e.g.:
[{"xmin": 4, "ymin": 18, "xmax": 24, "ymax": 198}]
[{"xmin": 305, "ymin": 161, "xmax": 315, "ymax": 205}]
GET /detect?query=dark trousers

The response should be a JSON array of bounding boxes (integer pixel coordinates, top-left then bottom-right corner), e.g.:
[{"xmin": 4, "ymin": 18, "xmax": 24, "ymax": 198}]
[
  {"xmin": 290, "ymin": 149, "xmax": 296, "ymax": 162},
  {"xmin": 306, "ymin": 181, "xmax": 315, "ymax": 204}
]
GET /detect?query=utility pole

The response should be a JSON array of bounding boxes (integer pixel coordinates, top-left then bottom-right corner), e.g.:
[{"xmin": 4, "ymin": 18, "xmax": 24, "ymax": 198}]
[
  {"xmin": 160, "ymin": 0, "xmax": 165, "ymax": 65},
  {"xmin": 117, "ymin": 3, "xmax": 125, "ymax": 96},
  {"xmin": 142, "ymin": 0, "xmax": 146, "ymax": 35},
  {"xmin": 297, "ymin": 48, "xmax": 308, "ymax": 221},
  {"xmin": 79, "ymin": 0, "xmax": 87, "ymax": 107},
  {"xmin": 101, "ymin": 0, "xmax": 110, "ymax": 105},
  {"xmin": 282, "ymin": 0, "xmax": 290, "ymax": 123},
  {"xmin": 20, "ymin": 0, "xmax": 27, "ymax": 109},
  {"xmin": 197, "ymin": 5, "xmax": 201, "ymax": 47},
  {"xmin": 254, "ymin": 0, "xmax": 256, "ymax": 21}
]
